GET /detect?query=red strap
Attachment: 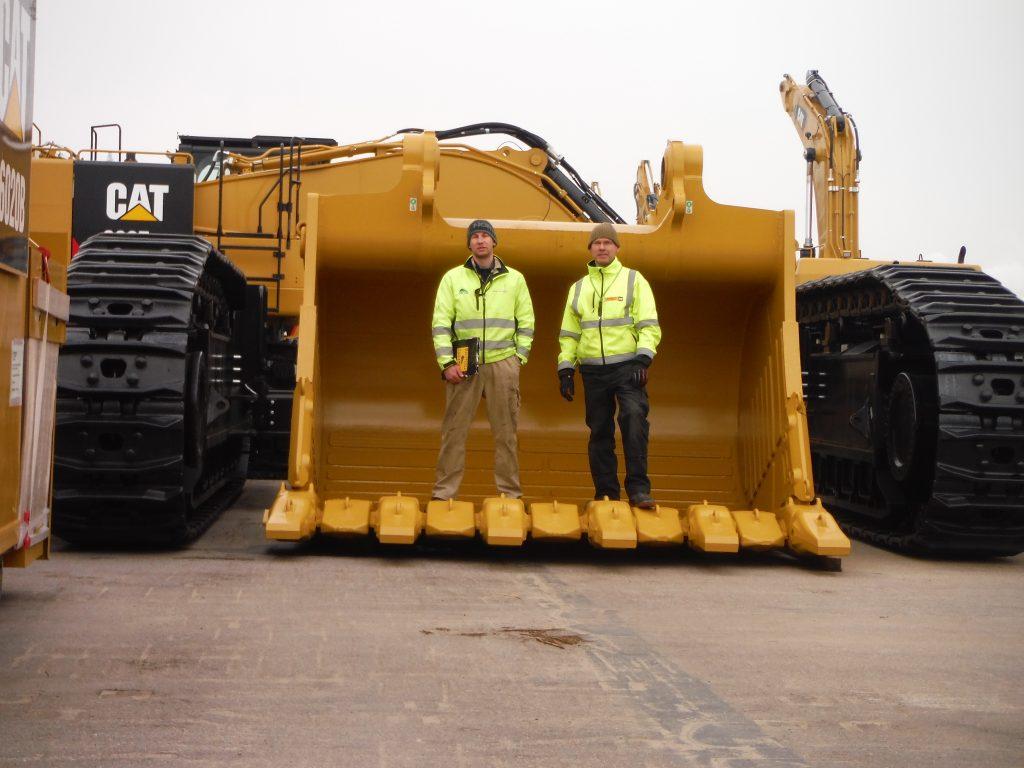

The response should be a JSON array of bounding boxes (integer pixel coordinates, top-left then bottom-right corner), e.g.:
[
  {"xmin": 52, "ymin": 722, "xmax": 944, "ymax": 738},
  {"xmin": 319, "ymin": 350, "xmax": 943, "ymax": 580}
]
[{"xmin": 39, "ymin": 245, "xmax": 52, "ymax": 283}]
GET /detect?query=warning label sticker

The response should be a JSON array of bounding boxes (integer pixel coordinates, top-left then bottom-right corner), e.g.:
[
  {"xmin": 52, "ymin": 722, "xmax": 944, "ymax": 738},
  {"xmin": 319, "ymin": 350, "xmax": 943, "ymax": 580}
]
[{"xmin": 9, "ymin": 337, "xmax": 23, "ymax": 406}]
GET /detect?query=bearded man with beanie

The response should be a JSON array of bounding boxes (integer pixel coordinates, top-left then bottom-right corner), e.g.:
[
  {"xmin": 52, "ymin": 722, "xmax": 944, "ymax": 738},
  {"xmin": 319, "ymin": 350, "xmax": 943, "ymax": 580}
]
[
  {"xmin": 557, "ymin": 222, "xmax": 662, "ymax": 508},
  {"xmin": 430, "ymin": 219, "xmax": 535, "ymax": 500}
]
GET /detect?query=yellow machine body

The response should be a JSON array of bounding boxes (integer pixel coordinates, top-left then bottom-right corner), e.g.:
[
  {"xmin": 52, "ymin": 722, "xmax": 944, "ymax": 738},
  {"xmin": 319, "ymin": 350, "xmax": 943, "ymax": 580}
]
[
  {"xmin": 1, "ymin": 157, "xmax": 72, "ymax": 573},
  {"xmin": 192, "ymin": 140, "xmax": 585, "ymax": 318},
  {"xmin": 794, "ymin": 254, "xmax": 981, "ymax": 285},
  {"xmin": 35, "ymin": 70, "xmax": 1015, "ymax": 557},
  {"xmin": 245, "ymin": 131, "xmax": 848, "ymax": 558},
  {"xmin": 0, "ymin": 0, "xmax": 65, "ymax": 579}
]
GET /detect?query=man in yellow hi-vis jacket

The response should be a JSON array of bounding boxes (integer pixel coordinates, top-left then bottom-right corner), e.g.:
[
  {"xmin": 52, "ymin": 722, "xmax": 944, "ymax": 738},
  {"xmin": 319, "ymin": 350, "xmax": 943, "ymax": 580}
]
[
  {"xmin": 557, "ymin": 223, "xmax": 662, "ymax": 508},
  {"xmin": 431, "ymin": 219, "xmax": 535, "ymax": 499}
]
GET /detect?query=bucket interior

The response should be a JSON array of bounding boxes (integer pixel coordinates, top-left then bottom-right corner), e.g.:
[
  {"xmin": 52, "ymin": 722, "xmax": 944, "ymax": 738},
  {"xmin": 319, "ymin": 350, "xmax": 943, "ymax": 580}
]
[{"xmin": 311, "ymin": 249, "xmax": 785, "ymax": 511}]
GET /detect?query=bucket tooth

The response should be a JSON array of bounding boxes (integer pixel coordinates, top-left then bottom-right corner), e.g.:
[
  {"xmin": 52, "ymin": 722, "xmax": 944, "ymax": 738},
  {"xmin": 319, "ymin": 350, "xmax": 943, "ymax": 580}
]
[
  {"xmin": 634, "ymin": 505, "xmax": 685, "ymax": 546},
  {"xmin": 730, "ymin": 508, "xmax": 785, "ymax": 550},
  {"xmin": 321, "ymin": 497, "xmax": 372, "ymax": 536},
  {"xmin": 530, "ymin": 500, "xmax": 582, "ymax": 541},
  {"xmin": 372, "ymin": 493, "xmax": 423, "ymax": 545},
  {"xmin": 778, "ymin": 499, "xmax": 851, "ymax": 556},
  {"xmin": 586, "ymin": 498, "xmax": 637, "ymax": 549},
  {"xmin": 478, "ymin": 495, "xmax": 529, "ymax": 546},
  {"xmin": 265, "ymin": 484, "xmax": 320, "ymax": 541},
  {"xmin": 686, "ymin": 503, "xmax": 740, "ymax": 552},
  {"xmin": 426, "ymin": 499, "xmax": 476, "ymax": 539}
]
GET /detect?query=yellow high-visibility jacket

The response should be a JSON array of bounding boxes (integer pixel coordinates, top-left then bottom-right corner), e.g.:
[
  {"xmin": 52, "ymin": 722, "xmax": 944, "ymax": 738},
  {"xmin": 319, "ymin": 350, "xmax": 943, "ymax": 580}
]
[
  {"xmin": 557, "ymin": 257, "xmax": 661, "ymax": 370},
  {"xmin": 431, "ymin": 256, "xmax": 535, "ymax": 370}
]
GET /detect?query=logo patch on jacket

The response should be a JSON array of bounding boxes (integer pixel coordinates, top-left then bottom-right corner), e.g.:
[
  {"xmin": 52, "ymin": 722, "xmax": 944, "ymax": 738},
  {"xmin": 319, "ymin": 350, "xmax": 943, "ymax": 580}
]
[
  {"xmin": 458, "ymin": 288, "xmax": 469, "ymax": 295},
  {"xmin": 605, "ymin": 296, "xmax": 624, "ymax": 302}
]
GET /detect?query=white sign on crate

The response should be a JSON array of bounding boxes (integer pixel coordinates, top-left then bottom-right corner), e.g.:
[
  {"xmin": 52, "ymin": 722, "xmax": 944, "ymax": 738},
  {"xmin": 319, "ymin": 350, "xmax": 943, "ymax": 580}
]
[{"xmin": 9, "ymin": 337, "xmax": 23, "ymax": 407}]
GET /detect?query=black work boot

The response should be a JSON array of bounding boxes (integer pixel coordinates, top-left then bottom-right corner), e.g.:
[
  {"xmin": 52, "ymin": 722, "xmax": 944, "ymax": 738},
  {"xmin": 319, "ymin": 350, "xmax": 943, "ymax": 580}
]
[{"xmin": 630, "ymin": 493, "xmax": 656, "ymax": 510}]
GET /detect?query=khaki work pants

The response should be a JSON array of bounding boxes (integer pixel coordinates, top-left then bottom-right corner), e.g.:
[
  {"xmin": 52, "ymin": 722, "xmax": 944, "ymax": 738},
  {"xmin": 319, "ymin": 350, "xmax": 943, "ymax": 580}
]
[{"xmin": 433, "ymin": 355, "xmax": 522, "ymax": 499}]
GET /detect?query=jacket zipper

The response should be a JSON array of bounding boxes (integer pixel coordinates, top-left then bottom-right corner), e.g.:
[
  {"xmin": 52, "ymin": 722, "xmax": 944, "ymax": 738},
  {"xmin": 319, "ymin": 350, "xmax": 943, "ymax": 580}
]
[
  {"xmin": 478, "ymin": 271, "xmax": 488, "ymax": 365},
  {"xmin": 598, "ymin": 271, "xmax": 606, "ymax": 364},
  {"xmin": 473, "ymin": 263, "xmax": 509, "ymax": 366}
]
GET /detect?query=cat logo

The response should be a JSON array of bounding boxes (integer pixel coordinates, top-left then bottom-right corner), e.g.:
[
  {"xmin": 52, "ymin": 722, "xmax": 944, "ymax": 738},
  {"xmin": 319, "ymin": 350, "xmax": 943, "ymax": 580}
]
[
  {"xmin": 793, "ymin": 105, "xmax": 808, "ymax": 133},
  {"xmin": 0, "ymin": 0, "xmax": 33, "ymax": 141},
  {"xmin": 105, "ymin": 182, "xmax": 170, "ymax": 222}
]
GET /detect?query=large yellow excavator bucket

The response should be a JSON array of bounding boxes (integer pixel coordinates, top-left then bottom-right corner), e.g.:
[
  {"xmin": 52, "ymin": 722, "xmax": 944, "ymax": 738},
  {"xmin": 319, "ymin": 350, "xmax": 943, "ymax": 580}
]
[{"xmin": 264, "ymin": 133, "xmax": 849, "ymax": 558}]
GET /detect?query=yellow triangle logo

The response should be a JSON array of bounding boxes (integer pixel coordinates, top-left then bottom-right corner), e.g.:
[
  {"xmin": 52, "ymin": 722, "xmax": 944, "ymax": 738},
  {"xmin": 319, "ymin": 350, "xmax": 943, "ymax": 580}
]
[
  {"xmin": 121, "ymin": 203, "xmax": 158, "ymax": 222},
  {"xmin": 3, "ymin": 80, "xmax": 23, "ymax": 140}
]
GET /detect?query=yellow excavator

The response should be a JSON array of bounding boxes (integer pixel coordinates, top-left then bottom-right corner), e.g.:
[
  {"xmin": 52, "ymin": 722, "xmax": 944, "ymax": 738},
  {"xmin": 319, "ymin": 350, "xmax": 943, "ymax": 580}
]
[
  {"xmin": 37, "ymin": 122, "xmax": 848, "ymax": 560},
  {"xmin": 0, "ymin": 0, "xmax": 65, "ymax": 590},
  {"xmin": 251, "ymin": 126, "xmax": 850, "ymax": 560},
  {"xmin": 783, "ymin": 71, "xmax": 1024, "ymax": 555},
  {"xmin": 38, "ymin": 72, "xmax": 1021, "ymax": 559}
]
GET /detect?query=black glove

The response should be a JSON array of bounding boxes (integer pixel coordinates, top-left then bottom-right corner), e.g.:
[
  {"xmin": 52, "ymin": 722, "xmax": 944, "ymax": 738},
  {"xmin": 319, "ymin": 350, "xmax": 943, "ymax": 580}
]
[
  {"xmin": 559, "ymin": 370, "xmax": 575, "ymax": 402},
  {"xmin": 631, "ymin": 357, "xmax": 650, "ymax": 388}
]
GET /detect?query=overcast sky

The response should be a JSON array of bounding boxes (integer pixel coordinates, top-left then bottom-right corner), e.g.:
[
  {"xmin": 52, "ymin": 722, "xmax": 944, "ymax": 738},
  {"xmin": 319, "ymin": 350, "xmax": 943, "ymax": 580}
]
[{"xmin": 36, "ymin": 0, "xmax": 1023, "ymax": 297}]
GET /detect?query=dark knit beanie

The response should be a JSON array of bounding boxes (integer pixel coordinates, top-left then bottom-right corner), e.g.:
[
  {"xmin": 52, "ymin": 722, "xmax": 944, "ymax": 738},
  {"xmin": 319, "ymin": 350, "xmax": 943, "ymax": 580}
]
[
  {"xmin": 588, "ymin": 222, "xmax": 620, "ymax": 248},
  {"xmin": 467, "ymin": 219, "xmax": 497, "ymax": 247}
]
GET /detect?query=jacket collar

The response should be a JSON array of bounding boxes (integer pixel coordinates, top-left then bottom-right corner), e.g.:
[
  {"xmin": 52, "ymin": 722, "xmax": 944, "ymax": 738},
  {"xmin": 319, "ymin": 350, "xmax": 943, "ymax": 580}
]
[
  {"xmin": 463, "ymin": 254, "xmax": 509, "ymax": 278},
  {"xmin": 587, "ymin": 256, "xmax": 622, "ymax": 278}
]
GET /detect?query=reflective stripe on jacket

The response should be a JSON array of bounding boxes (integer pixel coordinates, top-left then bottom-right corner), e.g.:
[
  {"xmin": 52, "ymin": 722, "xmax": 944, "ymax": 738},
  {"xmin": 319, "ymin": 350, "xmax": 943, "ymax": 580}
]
[
  {"xmin": 557, "ymin": 256, "xmax": 661, "ymax": 370},
  {"xmin": 431, "ymin": 256, "xmax": 535, "ymax": 370}
]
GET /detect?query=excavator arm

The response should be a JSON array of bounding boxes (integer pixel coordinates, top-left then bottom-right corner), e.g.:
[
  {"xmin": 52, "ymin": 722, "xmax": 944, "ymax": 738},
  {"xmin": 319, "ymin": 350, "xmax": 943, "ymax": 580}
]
[{"xmin": 780, "ymin": 71, "xmax": 861, "ymax": 259}]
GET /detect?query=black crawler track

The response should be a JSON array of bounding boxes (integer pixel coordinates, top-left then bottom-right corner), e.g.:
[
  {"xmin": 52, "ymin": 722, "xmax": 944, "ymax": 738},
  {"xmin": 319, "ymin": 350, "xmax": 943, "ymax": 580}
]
[
  {"xmin": 797, "ymin": 264, "xmax": 1024, "ymax": 556},
  {"xmin": 54, "ymin": 234, "xmax": 250, "ymax": 545}
]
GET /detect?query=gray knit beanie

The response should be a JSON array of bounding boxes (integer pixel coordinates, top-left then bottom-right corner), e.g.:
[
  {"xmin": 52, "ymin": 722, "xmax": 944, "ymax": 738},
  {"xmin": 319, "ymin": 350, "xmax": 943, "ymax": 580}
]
[{"xmin": 467, "ymin": 219, "xmax": 497, "ymax": 247}]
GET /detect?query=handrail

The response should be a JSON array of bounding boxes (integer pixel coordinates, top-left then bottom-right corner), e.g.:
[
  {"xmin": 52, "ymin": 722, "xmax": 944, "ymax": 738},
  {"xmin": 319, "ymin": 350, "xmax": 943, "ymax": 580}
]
[
  {"xmin": 224, "ymin": 131, "xmax": 397, "ymax": 169},
  {"xmin": 77, "ymin": 148, "xmax": 194, "ymax": 164},
  {"xmin": 89, "ymin": 123, "xmax": 122, "ymax": 158},
  {"xmin": 213, "ymin": 139, "xmax": 291, "ymax": 314},
  {"xmin": 223, "ymin": 140, "xmax": 399, "ymax": 173},
  {"xmin": 32, "ymin": 142, "xmax": 77, "ymax": 159}
]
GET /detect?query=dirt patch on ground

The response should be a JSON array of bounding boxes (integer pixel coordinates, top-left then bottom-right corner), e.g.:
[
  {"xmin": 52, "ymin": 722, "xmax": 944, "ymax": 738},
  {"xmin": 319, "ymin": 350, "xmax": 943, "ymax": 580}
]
[
  {"xmin": 130, "ymin": 657, "xmax": 190, "ymax": 672},
  {"xmin": 421, "ymin": 626, "xmax": 587, "ymax": 649}
]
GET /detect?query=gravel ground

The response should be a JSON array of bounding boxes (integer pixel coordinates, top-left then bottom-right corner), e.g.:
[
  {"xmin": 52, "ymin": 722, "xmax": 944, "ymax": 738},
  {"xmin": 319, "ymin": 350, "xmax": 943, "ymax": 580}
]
[{"xmin": 1, "ymin": 479, "xmax": 1021, "ymax": 767}]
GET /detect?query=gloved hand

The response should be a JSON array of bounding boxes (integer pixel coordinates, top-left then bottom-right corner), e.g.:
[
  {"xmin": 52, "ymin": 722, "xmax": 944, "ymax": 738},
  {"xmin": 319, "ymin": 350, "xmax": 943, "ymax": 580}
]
[
  {"xmin": 631, "ymin": 357, "xmax": 650, "ymax": 388},
  {"xmin": 559, "ymin": 369, "xmax": 575, "ymax": 402}
]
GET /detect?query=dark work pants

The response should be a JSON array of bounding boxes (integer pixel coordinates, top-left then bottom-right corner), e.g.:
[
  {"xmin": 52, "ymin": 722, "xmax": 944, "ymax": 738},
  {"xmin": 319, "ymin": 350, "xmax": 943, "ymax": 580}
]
[{"xmin": 580, "ymin": 361, "xmax": 651, "ymax": 501}]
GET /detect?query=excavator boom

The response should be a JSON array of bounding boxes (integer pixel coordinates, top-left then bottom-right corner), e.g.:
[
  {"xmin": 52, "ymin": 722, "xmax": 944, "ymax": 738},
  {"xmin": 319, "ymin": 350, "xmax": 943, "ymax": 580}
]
[{"xmin": 780, "ymin": 71, "xmax": 861, "ymax": 260}]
